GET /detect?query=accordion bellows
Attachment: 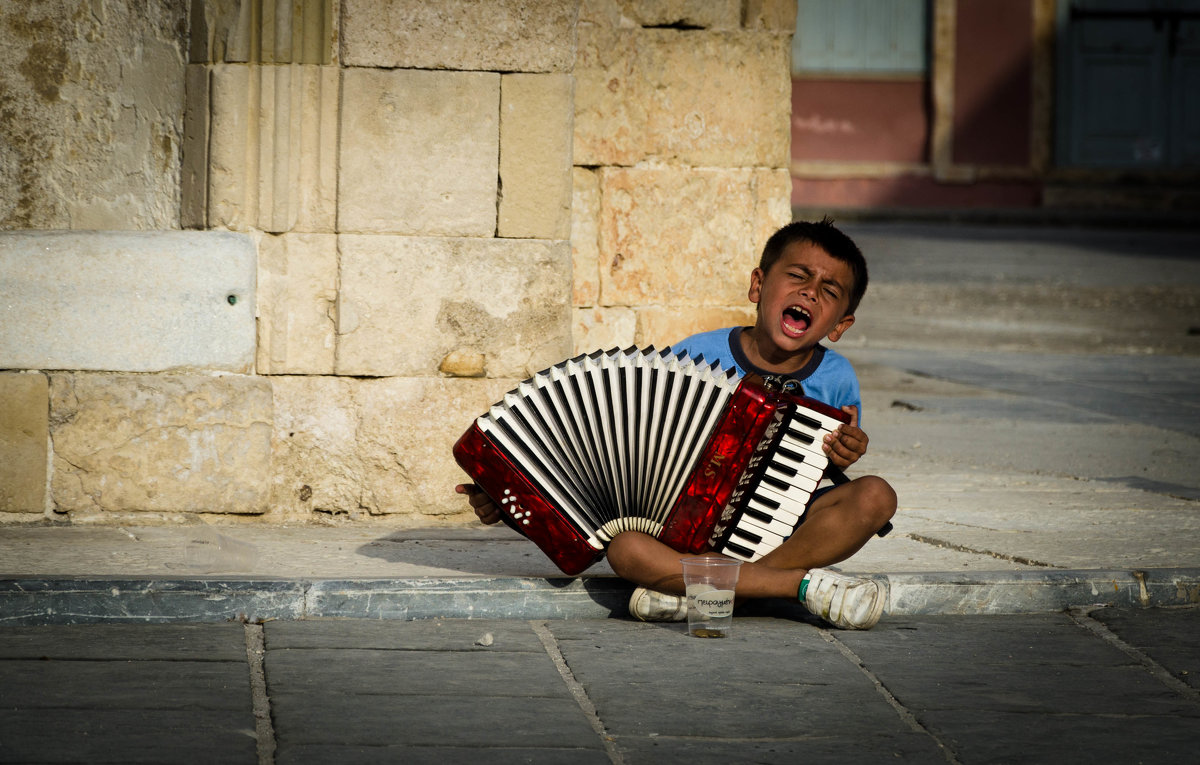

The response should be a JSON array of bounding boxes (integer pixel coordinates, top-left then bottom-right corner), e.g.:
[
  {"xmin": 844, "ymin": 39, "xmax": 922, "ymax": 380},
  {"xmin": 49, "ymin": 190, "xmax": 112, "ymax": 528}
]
[{"xmin": 454, "ymin": 347, "xmax": 849, "ymax": 575}]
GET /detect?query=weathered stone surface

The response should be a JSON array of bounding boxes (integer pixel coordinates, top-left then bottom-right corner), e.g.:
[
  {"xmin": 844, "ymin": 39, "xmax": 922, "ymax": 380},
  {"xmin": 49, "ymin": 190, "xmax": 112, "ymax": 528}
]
[
  {"xmin": 743, "ymin": 0, "xmax": 799, "ymax": 30},
  {"xmin": 597, "ymin": 167, "xmax": 792, "ymax": 306},
  {"xmin": 268, "ymin": 376, "xmax": 359, "ymax": 520},
  {"xmin": 190, "ymin": 0, "xmax": 337, "ymax": 65},
  {"xmin": 207, "ymin": 64, "xmax": 339, "ymax": 233},
  {"xmin": 571, "ymin": 307, "xmax": 637, "ymax": 355},
  {"xmin": 270, "ymin": 376, "xmax": 513, "ymax": 520},
  {"xmin": 256, "ymin": 232, "xmax": 337, "ymax": 375},
  {"xmin": 338, "ymin": 69, "xmax": 499, "ymax": 236},
  {"xmin": 0, "ymin": 231, "xmax": 256, "ymax": 373},
  {"xmin": 571, "ymin": 167, "xmax": 602, "ymax": 306},
  {"xmin": 49, "ymin": 374, "xmax": 272, "ymax": 517},
  {"xmin": 498, "ymin": 73, "xmax": 574, "ymax": 240},
  {"xmin": 637, "ymin": 305, "xmax": 756, "ymax": 350},
  {"xmin": 582, "ymin": 0, "xmax": 742, "ymax": 29},
  {"xmin": 0, "ymin": 0, "xmax": 187, "ymax": 229},
  {"xmin": 581, "ymin": 0, "xmax": 795, "ymax": 30},
  {"xmin": 0, "ymin": 373, "xmax": 48, "ymax": 516},
  {"xmin": 574, "ymin": 27, "xmax": 791, "ymax": 166},
  {"xmin": 340, "ymin": 0, "xmax": 578, "ymax": 72},
  {"xmin": 336, "ymin": 235, "xmax": 572, "ymax": 378}
]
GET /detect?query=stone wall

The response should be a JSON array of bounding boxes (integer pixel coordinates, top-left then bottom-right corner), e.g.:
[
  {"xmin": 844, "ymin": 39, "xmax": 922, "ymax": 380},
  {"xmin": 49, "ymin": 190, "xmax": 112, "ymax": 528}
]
[
  {"xmin": 0, "ymin": 0, "xmax": 795, "ymax": 526},
  {"xmin": 570, "ymin": 0, "xmax": 795, "ymax": 353}
]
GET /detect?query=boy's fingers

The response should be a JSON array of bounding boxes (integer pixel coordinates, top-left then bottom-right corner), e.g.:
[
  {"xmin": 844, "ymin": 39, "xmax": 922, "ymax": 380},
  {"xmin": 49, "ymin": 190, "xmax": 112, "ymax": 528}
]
[{"xmin": 841, "ymin": 405, "xmax": 859, "ymax": 428}]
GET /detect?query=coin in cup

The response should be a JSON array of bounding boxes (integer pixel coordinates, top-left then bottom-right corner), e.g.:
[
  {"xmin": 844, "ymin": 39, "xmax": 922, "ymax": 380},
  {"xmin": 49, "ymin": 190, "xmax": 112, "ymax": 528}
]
[{"xmin": 680, "ymin": 556, "xmax": 742, "ymax": 638}]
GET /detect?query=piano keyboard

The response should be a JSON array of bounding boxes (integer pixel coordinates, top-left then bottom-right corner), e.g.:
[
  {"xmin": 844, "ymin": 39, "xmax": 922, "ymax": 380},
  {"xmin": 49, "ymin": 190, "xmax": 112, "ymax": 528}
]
[{"xmin": 717, "ymin": 406, "xmax": 845, "ymax": 562}]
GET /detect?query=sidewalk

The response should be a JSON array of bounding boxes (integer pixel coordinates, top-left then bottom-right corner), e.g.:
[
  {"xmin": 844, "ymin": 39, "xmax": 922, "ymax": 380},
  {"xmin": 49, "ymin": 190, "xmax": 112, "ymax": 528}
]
[{"xmin": 2, "ymin": 222, "xmax": 1200, "ymax": 624}]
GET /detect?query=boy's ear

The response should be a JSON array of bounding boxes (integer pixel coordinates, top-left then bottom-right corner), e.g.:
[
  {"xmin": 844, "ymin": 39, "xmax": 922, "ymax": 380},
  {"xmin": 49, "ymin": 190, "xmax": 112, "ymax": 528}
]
[
  {"xmin": 747, "ymin": 268, "xmax": 764, "ymax": 304},
  {"xmin": 827, "ymin": 313, "xmax": 855, "ymax": 343}
]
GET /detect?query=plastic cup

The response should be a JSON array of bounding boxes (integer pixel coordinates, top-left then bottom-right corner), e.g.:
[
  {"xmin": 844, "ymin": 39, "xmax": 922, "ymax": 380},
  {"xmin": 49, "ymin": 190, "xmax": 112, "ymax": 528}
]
[{"xmin": 680, "ymin": 555, "xmax": 742, "ymax": 638}]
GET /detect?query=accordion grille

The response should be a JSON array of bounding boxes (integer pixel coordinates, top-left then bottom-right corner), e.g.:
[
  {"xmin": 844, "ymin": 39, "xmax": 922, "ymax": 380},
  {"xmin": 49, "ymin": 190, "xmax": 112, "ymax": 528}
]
[{"xmin": 476, "ymin": 347, "xmax": 739, "ymax": 547}]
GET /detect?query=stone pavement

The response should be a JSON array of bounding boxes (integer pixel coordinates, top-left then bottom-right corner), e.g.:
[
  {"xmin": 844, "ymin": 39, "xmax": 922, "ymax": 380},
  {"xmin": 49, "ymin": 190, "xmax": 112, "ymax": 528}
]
[
  {"xmin": 2, "ymin": 611, "xmax": 1198, "ymax": 763},
  {"xmin": 1, "ymin": 223, "xmax": 1199, "ymax": 762}
]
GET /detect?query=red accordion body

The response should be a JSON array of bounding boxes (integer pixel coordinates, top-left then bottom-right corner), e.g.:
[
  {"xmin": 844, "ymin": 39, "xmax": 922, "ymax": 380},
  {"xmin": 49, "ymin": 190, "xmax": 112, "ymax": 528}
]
[{"xmin": 453, "ymin": 348, "xmax": 848, "ymax": 575}]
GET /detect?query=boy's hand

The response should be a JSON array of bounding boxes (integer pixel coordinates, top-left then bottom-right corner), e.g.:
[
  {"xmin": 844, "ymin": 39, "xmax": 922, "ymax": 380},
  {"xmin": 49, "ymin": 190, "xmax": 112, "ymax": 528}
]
[
  {"xmin": 822, "ymin": 405, "xmax": 868, "ymax": 469},
  {"xmin": 455, "ymin": 483, "xmax": 501, "ymax": 525}
]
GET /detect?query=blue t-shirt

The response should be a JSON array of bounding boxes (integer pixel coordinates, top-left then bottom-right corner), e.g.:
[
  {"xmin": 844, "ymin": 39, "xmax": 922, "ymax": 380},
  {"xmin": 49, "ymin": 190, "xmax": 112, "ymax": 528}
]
[{"xmin": 667, "ymin": 327, "xmax": 861, "ymax": 416}]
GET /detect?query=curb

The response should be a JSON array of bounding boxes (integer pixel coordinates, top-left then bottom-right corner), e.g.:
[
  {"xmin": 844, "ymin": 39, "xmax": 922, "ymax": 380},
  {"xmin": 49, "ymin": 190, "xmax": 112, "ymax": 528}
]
[{"xmin": 2, "ymin": 569, "xmax": 1197, "ymax": 625}]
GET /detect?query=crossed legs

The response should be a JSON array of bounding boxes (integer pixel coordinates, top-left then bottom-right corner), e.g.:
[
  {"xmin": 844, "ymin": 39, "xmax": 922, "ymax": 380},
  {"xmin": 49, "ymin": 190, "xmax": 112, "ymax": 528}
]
[{"xmin": 606, "ymin": 475, "xmax": 897, "ymax": 602}]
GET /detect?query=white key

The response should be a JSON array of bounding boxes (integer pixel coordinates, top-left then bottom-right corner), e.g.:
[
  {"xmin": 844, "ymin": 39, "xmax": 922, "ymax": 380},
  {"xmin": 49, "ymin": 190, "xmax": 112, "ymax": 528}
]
[
  {"xmin": 722, "ymin": 526, "xmax": 784, "ymax": 560},
  {"xmin": 765, "ymin": 458, "xmax": 825, "ymax": 486},
  {"xmin": 735, "ymin": 507, "xmax": 797, "ymax": 539},
  {"xmin": 745, "ymin": 496, "xmax": 803, "ymax": 527},
  {"xmin": 755, "ymin": 475, "xmax": 820, "ymax": 508}
]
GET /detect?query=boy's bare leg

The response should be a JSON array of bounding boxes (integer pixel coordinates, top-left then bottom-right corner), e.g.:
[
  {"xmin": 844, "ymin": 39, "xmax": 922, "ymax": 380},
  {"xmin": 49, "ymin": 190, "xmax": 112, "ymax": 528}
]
[
  {"xmin": 756, "ymin": 475, "xmax": 896, "ymax": 572},
  {"xmin": 606, "ymin": 475, "xmax": 896, "ymax": 601}
]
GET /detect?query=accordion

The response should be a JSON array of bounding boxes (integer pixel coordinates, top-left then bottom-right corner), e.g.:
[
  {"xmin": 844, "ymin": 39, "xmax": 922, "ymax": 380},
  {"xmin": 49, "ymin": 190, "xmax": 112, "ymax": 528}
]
[{"xmin": 453, "ymin": 347, "xmax": 850, "ymax": 575}]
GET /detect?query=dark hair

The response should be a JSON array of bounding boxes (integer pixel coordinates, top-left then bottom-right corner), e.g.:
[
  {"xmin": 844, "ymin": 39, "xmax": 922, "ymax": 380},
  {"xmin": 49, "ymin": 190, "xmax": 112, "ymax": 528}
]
[{"xmin": 759, "ymin": 217, "xmax": 868, "ymax": 315}]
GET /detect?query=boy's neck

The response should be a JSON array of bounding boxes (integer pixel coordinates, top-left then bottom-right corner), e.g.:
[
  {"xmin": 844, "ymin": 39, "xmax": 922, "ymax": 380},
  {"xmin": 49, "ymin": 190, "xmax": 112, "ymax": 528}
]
[{"xmin": 739, "ymin": 327, "xmax": 817, "ymax": 376}]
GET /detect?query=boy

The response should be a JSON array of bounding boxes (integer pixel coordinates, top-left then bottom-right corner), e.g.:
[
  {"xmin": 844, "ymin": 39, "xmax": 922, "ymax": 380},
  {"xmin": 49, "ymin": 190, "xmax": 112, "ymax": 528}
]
[{"xmin": 458, "ymin": 219, "xmax": 896, "ymax": 630}]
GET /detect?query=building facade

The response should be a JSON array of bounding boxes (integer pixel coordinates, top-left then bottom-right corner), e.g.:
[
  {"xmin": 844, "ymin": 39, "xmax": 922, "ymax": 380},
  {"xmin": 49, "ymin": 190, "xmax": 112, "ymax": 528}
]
[{"xmin": 790, "ymin": 0, "xmax": 1200, "ymax": 214}]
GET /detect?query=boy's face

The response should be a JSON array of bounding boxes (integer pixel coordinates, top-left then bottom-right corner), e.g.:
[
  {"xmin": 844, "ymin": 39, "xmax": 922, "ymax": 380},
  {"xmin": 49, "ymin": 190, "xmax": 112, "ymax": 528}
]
[{"xmin": 748, "ymin": 241, "xmax": 856, "ymax": 357}]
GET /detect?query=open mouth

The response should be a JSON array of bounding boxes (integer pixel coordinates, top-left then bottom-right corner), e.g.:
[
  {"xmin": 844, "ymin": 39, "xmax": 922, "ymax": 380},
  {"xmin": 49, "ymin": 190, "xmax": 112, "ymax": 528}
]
[{"xmin": 781, "ymin": 305, "xmax": 811, "ymax": 336}]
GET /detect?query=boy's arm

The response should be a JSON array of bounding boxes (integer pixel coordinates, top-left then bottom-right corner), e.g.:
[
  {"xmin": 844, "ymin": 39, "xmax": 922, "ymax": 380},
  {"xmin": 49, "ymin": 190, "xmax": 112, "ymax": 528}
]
[{"xmin": 822, "ymin": 405, "xmax": 868, "ymax": 469}]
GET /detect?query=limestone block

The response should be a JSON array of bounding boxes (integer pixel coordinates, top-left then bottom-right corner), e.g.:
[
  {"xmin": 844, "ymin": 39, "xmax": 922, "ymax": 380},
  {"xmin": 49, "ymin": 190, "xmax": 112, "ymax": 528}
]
[
  {"xmin": 0, "ymin": 0, "xmax": 187, "ymax": 229},
  {"xmin": 574, "ymin": 27, "xmax": 791, "ymax": 166},
  {"xmin": 356, "ymin": 378, "xmax": 516, "ymax": 519},
  {"xmin": 339, "ymin": 69, "xmax": 499, "ymax": 236},
  {"xmin": 269, "ymin": 375, "xmax": 513, "ymax": 520},
  {"xmin": 597, "ymin": 167, "xmax": 792, "ymax": 307},
  {"xmin": 0, "ymin": 373, "xmax": 49, "ymax": 515},
  {"xmin": 637, "ymin": 305, "xmax": 756, "ymax": 350},
  {"xmin": 498, "ymin": 73, "xmax": 574, "ymax": 240},
  {"xmin": 336, "ymin": 235, "xmax": 572, "ymax": 378},
  {"xmin": 0, "ymin": 231, "xmax": 256, "ymax": 373},
  {"xmin": 191, "ymin": 0, "xmax": 338, "ymax": 65},
  {"xmin": 268, "ymin": 375, "xmax": 360, "ymax": 520},
  {"xmin": 340, "ymin": 0, "xmax": 578, "ymax": 72},
  {"xmin": 579, "ymin": 0, "xmax": 740, "ymax": 29},
  {"xmin": 256, "ymin": 233, "xmax": 337, "ymax": 374},
  {"xmin": 208, "ymin": 63, "xmax": 339, "ymax": 232},
  {"xmin": 571, "ymin": 167, "xmax": 602, "ymax": 307},
  {"xmin": 572, "ymin": 307, "xmax": 637, "ymax": 355},
  {"xmin": 49, "ymin": 373, "xmax": 272, "ymax": 517}
]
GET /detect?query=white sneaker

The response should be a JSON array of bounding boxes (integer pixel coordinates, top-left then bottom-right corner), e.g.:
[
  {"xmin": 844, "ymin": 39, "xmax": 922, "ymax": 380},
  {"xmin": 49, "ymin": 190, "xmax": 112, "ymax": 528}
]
[
  {"xmin": 628, "ymin": 587, "xmax": 687, "ymax": 622},
  {"xmin": 801, "ymin": 569, "xmax": 887, "ymax": 630}
]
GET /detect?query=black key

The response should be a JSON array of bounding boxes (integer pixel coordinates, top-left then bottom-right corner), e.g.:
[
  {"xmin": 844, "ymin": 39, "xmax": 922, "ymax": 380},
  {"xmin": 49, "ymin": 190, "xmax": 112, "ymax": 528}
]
[
  {"xmin": 723, "ymin": 540, "xmax": 756, "ymax": 558},
  {"xmin": 786, "ymin": 427, "xmax": 815, "ymax": 445},
  {"xmin": 762, "ymin": 474, "xmax": 789, "ymax": 491},
  {"xmin": 769, "ymin": 461, "xmax": 797, "ymax": 478},
  {"xmin": 752, "ymin": 494, "xmax": 780, "ymax": 510},
  {"xmin": 776, "ymin": 446, "xmax": 806, "ymax": 463},
  {"xmin": 793, "ymin": 413, "xmax": 821, "ymax": 431},
  {"xmin": 744, "ymin": 507, "xmax": 773, "ymax": 524},
  {"xmin": 734, "ymin": 528, "xmax": 763, "ymax": 545}
]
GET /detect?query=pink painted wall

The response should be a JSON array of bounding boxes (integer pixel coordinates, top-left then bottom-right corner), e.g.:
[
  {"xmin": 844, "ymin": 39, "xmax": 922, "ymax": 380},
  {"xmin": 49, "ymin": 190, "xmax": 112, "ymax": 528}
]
[{"xmin": 791, "ymin": 79, "xmax": 929, "ymax": 163}]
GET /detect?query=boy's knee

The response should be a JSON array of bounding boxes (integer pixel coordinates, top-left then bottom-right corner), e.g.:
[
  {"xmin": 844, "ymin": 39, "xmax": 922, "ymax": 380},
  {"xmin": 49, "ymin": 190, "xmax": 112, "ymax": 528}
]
[
  {"xmin": 853, "ymin": 475, "xmax": 898, "ymax": 527},
  {"xmin": 605, "ymin": 531, "xmax": 650, "ymax": 579}
]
